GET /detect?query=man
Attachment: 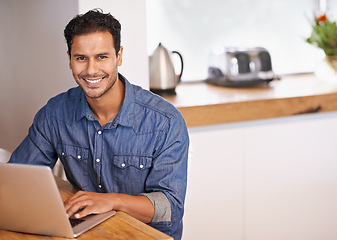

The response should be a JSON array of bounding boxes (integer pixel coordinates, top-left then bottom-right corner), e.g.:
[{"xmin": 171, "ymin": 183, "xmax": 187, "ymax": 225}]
[{"xmin": 9, "ymin": 9, "xmax": 189, "ymax": 240}]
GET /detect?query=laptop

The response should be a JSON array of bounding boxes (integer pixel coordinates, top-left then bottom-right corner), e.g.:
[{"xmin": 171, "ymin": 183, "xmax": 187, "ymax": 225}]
[{"xmin": 0, "ymin": 163, "xmax": 116, "ymax": 238}]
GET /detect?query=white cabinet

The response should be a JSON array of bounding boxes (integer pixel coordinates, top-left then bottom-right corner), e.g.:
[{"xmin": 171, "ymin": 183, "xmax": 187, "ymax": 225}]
[
  {"xmin": 183, "ymin": 112, "xmax": 337, "ymax": 240},
  {"xmin": 184, "ymin": 125, "xmax": 245, "ymax": 240}
]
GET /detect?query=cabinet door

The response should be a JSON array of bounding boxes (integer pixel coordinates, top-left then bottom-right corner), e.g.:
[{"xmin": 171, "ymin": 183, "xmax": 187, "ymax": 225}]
[
  {"xmin": 244, "ymin": 114, "xmax": 337, "ymax": 240},
  {"xmin": 183, "ymin": 125, "xmax": 245, "ymax": 240}
]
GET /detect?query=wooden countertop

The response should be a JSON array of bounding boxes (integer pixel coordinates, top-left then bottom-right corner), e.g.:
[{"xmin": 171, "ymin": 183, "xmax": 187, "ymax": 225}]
[{"xmin": 163, "ymin": 73, "xmax": 337, "ymax": 127}]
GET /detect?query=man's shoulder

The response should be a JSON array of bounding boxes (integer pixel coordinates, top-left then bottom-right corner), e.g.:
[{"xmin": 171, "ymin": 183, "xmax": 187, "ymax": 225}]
[
  {"xmin": 132, "ymin": 84, "xmax": 180, "ymax": 119},
  {"xmin": 127, "ymin": 83, "xmax": 188, "ymax": 134},
  {"xmin": 42, "ymin": 87, "xmax": 82, "ymax": 123},
  {"xmin": 48, "ymin": 86, "xmax": 82, "ymax": 103}
]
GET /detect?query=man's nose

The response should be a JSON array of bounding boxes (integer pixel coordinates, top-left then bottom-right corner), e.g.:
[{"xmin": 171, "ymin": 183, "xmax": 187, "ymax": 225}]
[{"xmin": 87, "ymin": 59, "xmax": 99, "ymax": 75}]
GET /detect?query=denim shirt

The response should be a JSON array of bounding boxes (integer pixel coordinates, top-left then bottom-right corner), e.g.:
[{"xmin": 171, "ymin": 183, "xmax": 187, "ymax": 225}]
[{"xmin": 9, "ymin": 74, "xmax": 189, "ymax": 240}]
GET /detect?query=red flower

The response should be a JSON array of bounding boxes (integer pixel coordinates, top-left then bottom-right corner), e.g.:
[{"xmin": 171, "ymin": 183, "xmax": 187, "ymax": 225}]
[{"xmin": 317, "ymin": 14, "xmax": 327, "ymax": 23}]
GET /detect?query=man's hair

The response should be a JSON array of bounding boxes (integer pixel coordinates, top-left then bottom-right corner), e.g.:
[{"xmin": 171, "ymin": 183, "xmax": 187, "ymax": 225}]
[{"xmin": 64, "ymin": 9, "xmax": 121, "ymax": 56}]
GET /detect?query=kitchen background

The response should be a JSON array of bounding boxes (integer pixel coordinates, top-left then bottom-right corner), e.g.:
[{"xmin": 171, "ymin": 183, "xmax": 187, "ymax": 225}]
[
  {"xmin": 147, "ymin": 0, "xmax": 337, "ymax": 80},
  {"xmin": 1, "ymin": 0, "xmax": 337, "ymax": 239}
]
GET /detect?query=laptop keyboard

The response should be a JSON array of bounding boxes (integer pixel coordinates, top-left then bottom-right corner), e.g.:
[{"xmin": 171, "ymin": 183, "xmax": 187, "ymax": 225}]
[
  {"xmin": 69, "ymin": 218, "xmax": 85, "ymax": 227},
  {"xmin": 69, "ymin": 208, "xmax": 86, "ymax": 227}
]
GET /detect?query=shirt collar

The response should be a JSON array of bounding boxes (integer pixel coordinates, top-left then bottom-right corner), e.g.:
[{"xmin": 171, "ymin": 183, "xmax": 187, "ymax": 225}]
[
  {"xmin": 75, "ymin": 73, "xmax": 135, "ymax": 129},
  {"xmin": 115, "ymin": 73, "xmax": 135, "ymax": 128},
  {"xmin": 75, "ymin": 89, "xmax": 89, "ymax": 122}
]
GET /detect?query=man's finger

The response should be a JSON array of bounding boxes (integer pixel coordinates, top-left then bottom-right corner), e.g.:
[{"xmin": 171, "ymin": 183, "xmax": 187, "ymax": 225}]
[
  {"xmin": 64, "ymin": 191, "xmax": 87, "ymax": 212},
  {"xmin": 73, "ymin": 205, "xmax": 93, "ymax": 219},
  {"xmin": 67, "ymin": 201, "xmax": 83, "ymax": 218}
]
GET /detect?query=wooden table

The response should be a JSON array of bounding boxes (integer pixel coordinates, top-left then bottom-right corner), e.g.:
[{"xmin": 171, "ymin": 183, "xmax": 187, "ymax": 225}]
[{"xmin": 0, "ymin": 177, "xmax": 173, "ymax": 240}]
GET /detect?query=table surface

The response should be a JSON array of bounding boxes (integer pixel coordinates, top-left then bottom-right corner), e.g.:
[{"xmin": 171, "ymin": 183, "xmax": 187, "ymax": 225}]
[{"xmin": 0, "ymin": 177, "xmax": 173, "ymax": 240}]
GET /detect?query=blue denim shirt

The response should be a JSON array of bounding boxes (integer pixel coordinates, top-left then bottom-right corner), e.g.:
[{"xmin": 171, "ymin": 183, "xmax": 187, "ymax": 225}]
[{"xmin": 9, "ymin": 74, "xmax": 189, "ymax": 240}]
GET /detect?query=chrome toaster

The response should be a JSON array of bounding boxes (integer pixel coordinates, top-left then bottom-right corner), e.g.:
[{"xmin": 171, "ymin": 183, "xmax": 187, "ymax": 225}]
[{"xmin": 206, "ymin": 47, "xmax": 276, "ymax": 87}]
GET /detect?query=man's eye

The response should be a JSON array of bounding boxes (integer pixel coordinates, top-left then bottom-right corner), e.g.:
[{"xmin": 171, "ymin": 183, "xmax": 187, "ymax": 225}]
[
  {"xmin": 76, "ymin": 56, "xmax": 85, "ymax": 61},
  {"xmin": 98, "ymin": 56, "xmax": 107, "ymax": 60}
]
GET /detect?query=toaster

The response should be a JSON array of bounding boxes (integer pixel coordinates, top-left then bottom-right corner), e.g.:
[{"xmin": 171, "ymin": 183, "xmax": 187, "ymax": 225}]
[{"xmin": 206, "ymin": 47, "xmax": 276, "ymax": 87}]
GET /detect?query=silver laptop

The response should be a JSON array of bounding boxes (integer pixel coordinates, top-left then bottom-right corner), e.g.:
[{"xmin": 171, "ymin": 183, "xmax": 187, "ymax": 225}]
[{"xmin": 0, "ymin": 163, "xmax": 116, "ymax": 238}]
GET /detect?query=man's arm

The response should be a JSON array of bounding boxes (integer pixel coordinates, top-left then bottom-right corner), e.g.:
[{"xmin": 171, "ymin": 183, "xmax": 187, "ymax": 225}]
[
  {"xmin": 64, "ymin": 191, "xmax": 155, "ymax": 223},
  {"xmin": 9, "ymin": 105, "xmax": 58, "ymax": 167}
]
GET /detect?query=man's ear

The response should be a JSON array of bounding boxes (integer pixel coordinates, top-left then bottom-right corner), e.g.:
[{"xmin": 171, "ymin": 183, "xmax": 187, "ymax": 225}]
[
  {"xmin": 67, "ymin": 51, "xmax": 72, "ymax": 70},
  {"xmin": 117, "ymin": 46, "xmax": 123, "ymax": 66}
]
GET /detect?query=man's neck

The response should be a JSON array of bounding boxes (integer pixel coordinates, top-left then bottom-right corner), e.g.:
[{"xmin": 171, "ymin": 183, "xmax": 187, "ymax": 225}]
[{"xmin": 86, "ymin": 79, "xmax": 125, "ymax": 127}]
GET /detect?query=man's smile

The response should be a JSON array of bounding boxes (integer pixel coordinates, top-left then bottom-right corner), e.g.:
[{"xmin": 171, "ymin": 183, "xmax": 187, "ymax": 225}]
[
  {"xmin": 84, "ymin": 77, "xmax": 103, "ymax": 84},
  {"xmin": 80, "ymin": 74, "xmax": 108, "ymax": 85}
]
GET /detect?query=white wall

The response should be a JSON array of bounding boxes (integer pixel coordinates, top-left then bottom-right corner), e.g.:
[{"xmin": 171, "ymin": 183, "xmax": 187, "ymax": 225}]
[
  {"xmin": 183, "ymin": 112, "xmax": 337, "ymax": 240},
  {"xmin": 0, "ymin": 0, "xmax": 78, "ymax": 152},
  {"xmin": 0, "ymin": 0, "xmax": 148, "ymax": 152}
]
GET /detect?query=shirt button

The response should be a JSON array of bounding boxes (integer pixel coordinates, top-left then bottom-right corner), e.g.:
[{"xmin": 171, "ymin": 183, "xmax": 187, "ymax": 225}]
[
  {"xmin": 121, "ymin": 163, "xmax": 126, "ymax": 167},
  {"xmin": 98, "ymin": 184, "xmax": 102, "ymax": 189},
  {"xmin": 98, "ymin": 130, "xmax": 102, "ymax": 135},
  {"xmin": 140, "ymin": 164, "xmax": 144, "ymax": 169},
  {"xmin": 96, "ymin": 159, "xmax": 100, "ymax": 163},
  {"xmin": 112, "ymin": 122, "xmax": 116, "ymax": 127},
  {"xmin": 77, "ymin": 155, "xmax": 81, "ymax": 159},
  {"xmin": 61, "ymin": 152, "xmax": 65, "ymax": 156}
]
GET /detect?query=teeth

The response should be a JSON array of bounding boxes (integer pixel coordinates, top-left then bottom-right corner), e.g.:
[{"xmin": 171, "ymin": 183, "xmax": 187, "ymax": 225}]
[{"xmin": 85, "ymin": 78, "xmax": 102, "ymax": 83}]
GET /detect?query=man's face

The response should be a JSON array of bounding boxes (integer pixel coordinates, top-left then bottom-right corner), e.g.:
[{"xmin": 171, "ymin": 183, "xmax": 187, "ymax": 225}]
[{"xmin": 68, "ymin": 31, "xmax": 123, "ymax": 99}]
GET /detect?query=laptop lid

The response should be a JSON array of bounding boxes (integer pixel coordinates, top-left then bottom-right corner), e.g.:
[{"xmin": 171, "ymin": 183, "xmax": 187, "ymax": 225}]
[{"xmin": 0, "ymin": 163, "xmax": 115, "ymax": 238}]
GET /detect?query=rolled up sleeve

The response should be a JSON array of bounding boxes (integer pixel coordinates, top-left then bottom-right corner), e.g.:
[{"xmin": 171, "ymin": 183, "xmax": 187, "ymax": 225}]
[{"xmin": 140, "ymin": 191, "xmax": 171, "ymax": 222}]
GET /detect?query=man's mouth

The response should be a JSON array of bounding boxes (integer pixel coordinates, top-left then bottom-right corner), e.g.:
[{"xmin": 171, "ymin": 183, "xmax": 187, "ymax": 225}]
[
  {"xmin": 80, "ymin": 75, "xmax": 107, "ymax": 85},
  {"xmin": 84, "ymin": 78, "xmax": 103, "ymax": 84}
]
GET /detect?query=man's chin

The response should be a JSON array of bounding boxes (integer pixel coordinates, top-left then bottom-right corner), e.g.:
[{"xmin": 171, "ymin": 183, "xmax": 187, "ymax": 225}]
[
  {"xmin": 84, "ymin": 92, "xmax": 103, "ymax": 99},
  {"xmin": 84, "ymin": 87, "xmax": 110, "ymax": 99}
]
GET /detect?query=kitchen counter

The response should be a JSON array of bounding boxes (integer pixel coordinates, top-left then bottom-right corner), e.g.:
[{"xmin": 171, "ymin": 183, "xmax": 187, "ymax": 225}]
[{"xmin": 163, "ymin": 73, "xmax": 337, "ymax": 127}]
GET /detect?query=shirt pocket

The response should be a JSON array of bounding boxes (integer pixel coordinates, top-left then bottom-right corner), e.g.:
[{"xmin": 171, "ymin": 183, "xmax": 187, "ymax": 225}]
[
  {"xmin": 57, "ymin": 143, "xmax": 89, "ymax": 189},
  {"xmin": 113, "ymin": 155, "xmax": 152, "ymax": 194}
]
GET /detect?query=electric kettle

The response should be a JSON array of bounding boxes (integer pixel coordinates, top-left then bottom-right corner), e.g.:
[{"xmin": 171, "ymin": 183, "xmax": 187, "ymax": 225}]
[{"xmin": 149, "ymin": 43, "xmax": 183, "ymax": 95}]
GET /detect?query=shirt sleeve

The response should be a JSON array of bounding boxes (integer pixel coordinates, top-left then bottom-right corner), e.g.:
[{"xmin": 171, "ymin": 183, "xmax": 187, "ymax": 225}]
[
  {"xmin": 143, "ymin": 110, "xmax": 189, "ymax": 225},
  {"xmin": 8, "ymin": 105, "xmax": 58, "ymax": 167}
]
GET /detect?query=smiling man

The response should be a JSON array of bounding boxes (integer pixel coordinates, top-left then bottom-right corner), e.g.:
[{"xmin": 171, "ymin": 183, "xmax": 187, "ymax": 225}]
[{"xmin": 9, "ymin": 9, "xmax": 189, "ymax": 240}]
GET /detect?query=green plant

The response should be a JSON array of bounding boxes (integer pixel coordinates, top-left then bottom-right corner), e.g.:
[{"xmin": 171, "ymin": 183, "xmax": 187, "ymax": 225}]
[{"xmin": 306, "ymin": 14, "xmax": 337, "ymax": 56}]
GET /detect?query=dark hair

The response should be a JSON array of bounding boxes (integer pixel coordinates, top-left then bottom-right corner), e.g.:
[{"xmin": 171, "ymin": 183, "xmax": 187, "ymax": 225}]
[{"xmin": 64, "ymin": 9, "xmax": 121, "ymax": 56}]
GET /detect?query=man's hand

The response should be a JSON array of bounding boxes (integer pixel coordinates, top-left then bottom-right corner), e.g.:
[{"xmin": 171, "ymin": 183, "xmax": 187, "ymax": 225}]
[
  {"xmin": 64, "ymin": 191, "xmax": 114, "ymax": 219},
  {"xmin": 64, "ymin": 191, "xmax": 155, "ymax": 223}
]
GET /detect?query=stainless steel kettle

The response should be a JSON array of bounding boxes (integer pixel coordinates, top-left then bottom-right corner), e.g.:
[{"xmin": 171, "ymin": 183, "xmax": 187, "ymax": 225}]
[{"xmin": 149, "ymin": 43, "xmax": 183, "ymax": 95}]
